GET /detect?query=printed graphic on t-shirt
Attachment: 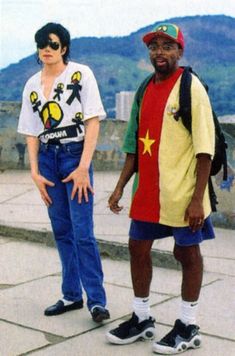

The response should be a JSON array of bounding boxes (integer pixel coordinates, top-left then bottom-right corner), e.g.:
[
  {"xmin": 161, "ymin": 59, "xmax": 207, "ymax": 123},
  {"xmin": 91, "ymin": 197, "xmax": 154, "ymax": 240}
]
[
  {"xmin": 40, "ymin": 101, "xmax": 64, "ymax": 129},
  {"xmin": 30, "ymin": 91, "xmax": 41, "ymax": 113},
  {"xmin": 53, "ymin": 83, "xmax": 64, "ymax": 101},
  {"xmin": 72, "ymin": 112, "xmax": 84, "ymax": 133},
  {"xmin": 66, "ymin": 71, "xmax": 82, "ymax": 105}
]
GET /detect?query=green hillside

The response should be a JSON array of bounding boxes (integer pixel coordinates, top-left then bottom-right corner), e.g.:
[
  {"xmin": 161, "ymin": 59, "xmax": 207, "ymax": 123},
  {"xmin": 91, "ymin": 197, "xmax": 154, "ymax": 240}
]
[{"xmin": 0, "ymin": 15, "xmax": 235, "ymax": 117}]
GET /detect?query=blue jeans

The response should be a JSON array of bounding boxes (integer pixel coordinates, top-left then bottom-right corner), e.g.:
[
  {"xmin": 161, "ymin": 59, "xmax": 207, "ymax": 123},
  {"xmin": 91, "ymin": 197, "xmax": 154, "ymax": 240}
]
[{"xmin": 38, "ymin": 141, "xmax": 106, "ymax": 310}]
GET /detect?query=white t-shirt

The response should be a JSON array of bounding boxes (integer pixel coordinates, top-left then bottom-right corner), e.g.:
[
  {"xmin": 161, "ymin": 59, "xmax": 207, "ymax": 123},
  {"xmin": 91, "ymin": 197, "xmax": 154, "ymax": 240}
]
[{"xmin": 18, "ymin": 61, "xmax": 106, "ymax": 143}]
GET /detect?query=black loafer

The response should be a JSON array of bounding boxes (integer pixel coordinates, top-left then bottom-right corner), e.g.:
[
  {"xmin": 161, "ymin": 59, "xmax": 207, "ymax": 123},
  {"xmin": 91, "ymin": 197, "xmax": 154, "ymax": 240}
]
[
  {"xmin": 91, "ymin": 306, "xmax": 110, "ymax": 323},
  {"xmin": 44, "ymin": 299, "xmax": 83, "ymax": 316}
]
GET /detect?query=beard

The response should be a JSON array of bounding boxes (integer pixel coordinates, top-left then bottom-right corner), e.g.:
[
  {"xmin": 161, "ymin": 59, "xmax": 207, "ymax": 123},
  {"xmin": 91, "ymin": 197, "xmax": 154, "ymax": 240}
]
[{"xmin": 153, "ymin": 60, "xmax": 170, "ymax": 74}]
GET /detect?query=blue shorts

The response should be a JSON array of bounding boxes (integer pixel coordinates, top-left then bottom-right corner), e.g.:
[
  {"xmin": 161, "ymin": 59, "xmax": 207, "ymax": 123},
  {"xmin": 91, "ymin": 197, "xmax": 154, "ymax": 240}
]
[{"xmin": 129, "ymin": 216, "xmax": 215, "ymax": 246}]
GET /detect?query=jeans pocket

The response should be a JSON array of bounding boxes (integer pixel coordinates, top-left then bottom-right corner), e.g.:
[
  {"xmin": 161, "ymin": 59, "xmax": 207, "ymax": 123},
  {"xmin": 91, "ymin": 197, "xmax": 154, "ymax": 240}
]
[{"xmin": 66, "ymin": 143, "xmax": 83, "ymax": 158}]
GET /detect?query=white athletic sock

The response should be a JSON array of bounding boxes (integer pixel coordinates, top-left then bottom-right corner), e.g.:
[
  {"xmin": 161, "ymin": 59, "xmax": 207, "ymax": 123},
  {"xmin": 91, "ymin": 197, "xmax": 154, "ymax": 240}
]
[
  {"xmin": 62, "ymin": 298, "xmax": 74, "ymax": 306},
  {"xmin": 180, "ymin": 300, "xmax": 199, "ymax": 325},
  {"xmin": 133, "ymin": 296, "xmax": 150, "ymax": 322},
  {"xmin": 90, "ymin": 304, "xmax": 103, "ymax": 312}
]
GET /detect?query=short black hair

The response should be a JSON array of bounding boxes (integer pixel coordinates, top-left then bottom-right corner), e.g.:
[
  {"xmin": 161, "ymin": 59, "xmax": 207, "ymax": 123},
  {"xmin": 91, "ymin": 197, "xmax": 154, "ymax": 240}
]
[{"xmin": 35, "ymin": 23, "xmax": 70, "ymax": 63}]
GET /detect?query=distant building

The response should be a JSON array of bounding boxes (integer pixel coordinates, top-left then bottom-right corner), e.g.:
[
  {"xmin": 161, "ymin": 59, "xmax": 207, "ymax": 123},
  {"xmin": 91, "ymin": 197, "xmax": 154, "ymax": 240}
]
[{"xmin": 115, "ymin": 91, "xmax": 135, "ymax": 121}]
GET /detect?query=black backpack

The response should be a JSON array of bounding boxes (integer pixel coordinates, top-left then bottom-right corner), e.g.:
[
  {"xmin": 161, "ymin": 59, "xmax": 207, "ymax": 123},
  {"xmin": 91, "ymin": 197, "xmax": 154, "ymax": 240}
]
[
  {"xmin": 135, "ymin": 67, "xmax": 228, "ymax": 212},
  {"xmin": 174, "ymin": 66, "xmax": 228, "ymax": 211}
]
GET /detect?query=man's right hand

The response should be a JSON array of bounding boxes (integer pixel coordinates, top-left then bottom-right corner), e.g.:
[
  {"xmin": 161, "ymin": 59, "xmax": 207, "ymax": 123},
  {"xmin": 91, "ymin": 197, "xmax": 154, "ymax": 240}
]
[
  {"xmin": 108, "ymin": 188, "xmax": 124, "ymax": 214},
  {"xmin": 108, "ymin": 153, "xmax": 136, "ymax": 214},
  {"xmin": 32, "ymin": 173, "xmax": 55, "ymax": 207}
]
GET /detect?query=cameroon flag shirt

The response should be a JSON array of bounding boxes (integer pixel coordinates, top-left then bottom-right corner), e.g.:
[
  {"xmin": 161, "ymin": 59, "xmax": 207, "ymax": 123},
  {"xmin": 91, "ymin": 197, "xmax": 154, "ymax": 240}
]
[{"xmin": 123, "ymin": 68, "xmax": 215, "ymax": 227}]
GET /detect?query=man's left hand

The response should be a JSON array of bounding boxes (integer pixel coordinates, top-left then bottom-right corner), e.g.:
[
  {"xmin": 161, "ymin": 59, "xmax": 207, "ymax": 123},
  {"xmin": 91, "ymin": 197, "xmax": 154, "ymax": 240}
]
[{"xmin": 184, "ymin": 198, "xmax": 204, "ymax": 232}]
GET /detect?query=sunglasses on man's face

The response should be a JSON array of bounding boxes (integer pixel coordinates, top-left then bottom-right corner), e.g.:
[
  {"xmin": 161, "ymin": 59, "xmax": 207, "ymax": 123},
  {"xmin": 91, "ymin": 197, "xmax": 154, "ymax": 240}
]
[{"xmin": 37, "ymin": 39, "xmax": 60, "ymax": 50}]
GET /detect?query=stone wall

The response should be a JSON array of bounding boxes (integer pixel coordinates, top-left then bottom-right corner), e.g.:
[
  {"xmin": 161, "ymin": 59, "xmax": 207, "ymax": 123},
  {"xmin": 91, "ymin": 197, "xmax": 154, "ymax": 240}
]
[{"xmin": 0, "ymin": 101, "xmax": 127, "ymax": 171}]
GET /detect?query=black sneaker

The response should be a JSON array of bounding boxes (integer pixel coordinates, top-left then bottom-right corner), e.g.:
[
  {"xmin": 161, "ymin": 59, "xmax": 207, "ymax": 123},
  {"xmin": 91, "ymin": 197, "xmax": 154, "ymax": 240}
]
[
  {"xmin": 153, "ymin": 319, "xmax": 201, "ymax": 354},
  {"xmin": 106, "ymin": 312, "xmax": 155, "ymax": 345},
  {"xmin": 91, "ymin": 306, "xmax": 110, "ymax": 323}
]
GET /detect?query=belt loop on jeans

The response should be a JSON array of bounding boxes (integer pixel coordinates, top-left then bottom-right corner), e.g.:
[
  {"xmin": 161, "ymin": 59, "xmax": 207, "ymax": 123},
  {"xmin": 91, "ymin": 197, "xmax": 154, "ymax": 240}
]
[{"xmin": 40, "ymin": 142, "xmax": 48, "ymax": 151}]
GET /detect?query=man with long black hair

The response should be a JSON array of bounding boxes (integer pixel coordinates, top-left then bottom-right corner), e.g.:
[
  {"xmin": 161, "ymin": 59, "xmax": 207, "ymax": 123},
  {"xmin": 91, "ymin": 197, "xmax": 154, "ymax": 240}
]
[{"xmin": 18, "ymin": 22, "xmax": 110, "ymax": 323}]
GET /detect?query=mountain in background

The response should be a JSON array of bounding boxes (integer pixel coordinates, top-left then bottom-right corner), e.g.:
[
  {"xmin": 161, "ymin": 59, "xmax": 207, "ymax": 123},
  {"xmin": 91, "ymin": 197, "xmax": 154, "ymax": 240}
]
[{"xmin": 0, "ymin": 15, "xmax": 235, "ymax": 117}]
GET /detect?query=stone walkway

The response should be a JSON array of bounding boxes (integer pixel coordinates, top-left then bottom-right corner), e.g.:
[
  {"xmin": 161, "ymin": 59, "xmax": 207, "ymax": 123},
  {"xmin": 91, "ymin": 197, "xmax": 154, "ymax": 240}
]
[{"xmin": 0, "ymin": 170, "xmax": 234, "ymax": 355}]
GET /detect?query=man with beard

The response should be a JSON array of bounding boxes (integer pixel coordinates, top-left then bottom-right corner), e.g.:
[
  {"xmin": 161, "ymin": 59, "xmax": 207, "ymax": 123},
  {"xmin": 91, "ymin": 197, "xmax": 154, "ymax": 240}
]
[{"xmin": 106, "ymin": 23, "xmax": 215, "ymax": 354}]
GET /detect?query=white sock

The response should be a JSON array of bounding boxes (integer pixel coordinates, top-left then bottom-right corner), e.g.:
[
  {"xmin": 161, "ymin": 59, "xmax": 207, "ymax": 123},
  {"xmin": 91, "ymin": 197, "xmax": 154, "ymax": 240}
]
[
  {"xmin": 90, "ymin": 304, "xmax": 103, "ymax": 312},
  {"xmin": 62, "ymin": 298, "xmax": 74, "ymax": 306},
  {"xmin": 180, "ymin": 300, "xmax": 199, "ymax": 325},
  {"xmin": 133, "ymin": 296, "xmax": 150, "ymax": 322}
]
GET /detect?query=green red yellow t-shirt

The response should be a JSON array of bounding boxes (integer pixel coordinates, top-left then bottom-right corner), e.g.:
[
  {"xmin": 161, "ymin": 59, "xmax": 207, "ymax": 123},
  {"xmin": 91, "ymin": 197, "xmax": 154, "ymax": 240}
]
[{"xmin": 123, "ymin": 69, "xmax": 215, "ymax": 226}]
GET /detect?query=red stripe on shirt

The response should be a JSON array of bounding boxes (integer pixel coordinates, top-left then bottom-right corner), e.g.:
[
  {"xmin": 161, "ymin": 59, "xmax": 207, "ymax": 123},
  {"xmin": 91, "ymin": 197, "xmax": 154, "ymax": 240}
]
[{"xmin": 130, "ymin": 68, "xmax": 183, "ymax": 222}]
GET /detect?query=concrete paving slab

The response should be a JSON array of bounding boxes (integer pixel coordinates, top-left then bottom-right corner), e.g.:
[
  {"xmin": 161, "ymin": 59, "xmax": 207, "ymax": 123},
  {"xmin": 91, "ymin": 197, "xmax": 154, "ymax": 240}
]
[
  {"xmin": 5, "ymin": 189, "xmax": 42, "ymax": 205},
  {"xmin": 0, "ymin": 171, "xmax": 32, "ymax": 184},
  {"xmin": 0, "ymin": 276, "xmax": 94, "ymax": 338},
  {"xmin": 0, "ymin": 240, "xmax": 60, "ymax": 285},
  {"xmin": 31, "ymin": 322, "xmax": 155, "ymax": 356},
  {"xmin": 201, "ymin": 229, "xmax": 235, "ymax": 259},
  {"xmin": 150, "ymin": 277, "xmax": 235, "ymax": 341},
  {"xmin": 201, "ymin": 230, "xmax": 235, "ymax": 275},
  {"xmin": 93, "ymin": 171, "xmax": 133, "ymax": 193},
  {"xmin": 30, "ymin": 322, "xmax": 235, "ymax": 356},
  {"xmin": 153, "ymin": 237, "xmax": 174, "ymax": 252},
  {"xmin": 0, "ymin": 203, "xmax": 49, "ymax": 226},
  {"xmin": 0, "ymin": 236, "xmax": 11, "ymax": 244},
  {"xmin": 198, "ymin": 277, "xmax": 235, "ymax": 339},
  {"xmin": 154, "ymin": 324, "xmax": 235, "ymax": 356},
  {"xmin": 0, "ymin": 185, "xmax": 34, "ymax": 203},
  {"xmin": 203, "ymin": 257, "xmax": 235, "ymax": 276},
  {"xmin": 0, "ymin": 221, "xmax": 52, "ymax": 232},
  {"xmin": 0, "ymin": 170, "xmax": 234, "ymax": 355},
  {"xmin": 0, "ymin": 276, "xmax": 165, "ymax": 338},
  {"xmin": 0, "ymin": 233, "xmax": 233, "ymax": 355},
  {"xmin": 94, "ymin": 214, "xmax": 130, "ymax": 237},
  {"xmin": 0, "ymin": 320, "xmax": 50, "ymax": 355},
  {"xmin": 102, "ymin": 259, "xmax": 220, "ymax": 297}
]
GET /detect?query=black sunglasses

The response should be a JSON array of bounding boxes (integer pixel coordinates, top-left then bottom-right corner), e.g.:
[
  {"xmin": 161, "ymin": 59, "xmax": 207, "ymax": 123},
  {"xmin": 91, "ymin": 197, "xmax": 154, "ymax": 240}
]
[{"xmin": 37, "ymin": 39, "xmax": 60, "ymax": 50}]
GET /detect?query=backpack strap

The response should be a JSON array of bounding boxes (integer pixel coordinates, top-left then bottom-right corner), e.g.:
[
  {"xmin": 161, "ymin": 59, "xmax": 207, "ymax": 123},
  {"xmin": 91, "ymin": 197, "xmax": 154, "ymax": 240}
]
[
  {"xmin": 175, "ymin": 66, "xmax": 209, "ymax": 132},
  {"xmin": 176, "ymin": 66, "xmax": 221, "ymax": 211},
  {"xmin": 176, "ymin": 66, "xmax": 193, "ymax": 133},
  {"xmin": 180, "ymin": 68, "xmax": 228, "ymax": 181},
  {"xmin": 208, "ymin": 176, "xmax": 218, "ymax": 212},
  {"xmin": 211, "ymin": 111, "xmax": 228, "ymax": 180}
]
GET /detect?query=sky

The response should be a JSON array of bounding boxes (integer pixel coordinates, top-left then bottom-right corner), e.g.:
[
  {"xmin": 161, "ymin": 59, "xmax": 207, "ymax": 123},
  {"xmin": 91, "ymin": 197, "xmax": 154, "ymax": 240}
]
[{"xmin": 1, "ymin": 0, "xmax": 235, "ymax": 69}]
